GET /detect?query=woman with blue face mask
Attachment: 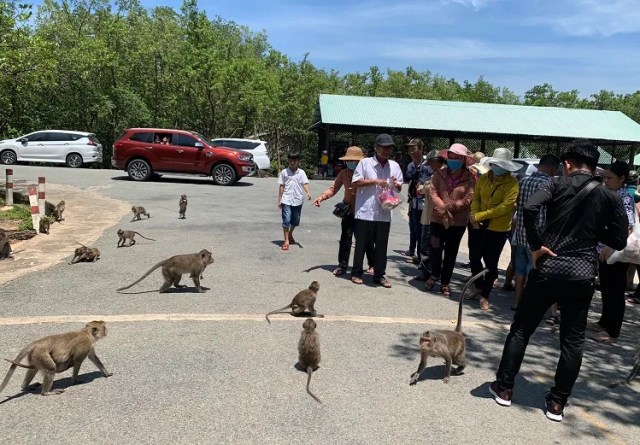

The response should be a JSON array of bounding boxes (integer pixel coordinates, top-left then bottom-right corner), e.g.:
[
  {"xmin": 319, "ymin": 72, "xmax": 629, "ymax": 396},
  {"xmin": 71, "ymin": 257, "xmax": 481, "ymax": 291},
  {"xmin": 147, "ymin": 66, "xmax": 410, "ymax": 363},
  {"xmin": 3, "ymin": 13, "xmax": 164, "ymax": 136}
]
[
  {"xmin": 466, "ymin": 148, "xmax": 521, "ymax": 310},
  {"xmin": 313, "ymin": 146, "xmax": 374, "ymax": 276}
]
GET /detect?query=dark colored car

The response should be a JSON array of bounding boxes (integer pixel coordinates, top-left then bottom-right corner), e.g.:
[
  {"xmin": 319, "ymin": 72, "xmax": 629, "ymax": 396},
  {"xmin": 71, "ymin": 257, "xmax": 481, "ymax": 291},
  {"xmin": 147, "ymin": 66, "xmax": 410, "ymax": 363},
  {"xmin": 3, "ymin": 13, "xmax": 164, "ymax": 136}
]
[{"xmin": 112, "ymin": 128, "xmax": 256, "ymax": 185}]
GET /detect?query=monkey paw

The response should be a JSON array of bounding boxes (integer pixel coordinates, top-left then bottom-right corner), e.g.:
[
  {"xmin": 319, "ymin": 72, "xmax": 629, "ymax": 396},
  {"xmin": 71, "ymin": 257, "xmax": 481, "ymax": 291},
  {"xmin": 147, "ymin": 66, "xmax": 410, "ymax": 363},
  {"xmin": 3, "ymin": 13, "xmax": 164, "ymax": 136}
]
[
  {"xmin": 409, "ymin": 373, "xmax": 420, "ymax": 385},
  {"xmin": 442, "ymin": 377, "xmax": 450, "ymax": 384},
  {"xmin": 42, "ymin": 389, "xmax": 65, "ymax": 396}
]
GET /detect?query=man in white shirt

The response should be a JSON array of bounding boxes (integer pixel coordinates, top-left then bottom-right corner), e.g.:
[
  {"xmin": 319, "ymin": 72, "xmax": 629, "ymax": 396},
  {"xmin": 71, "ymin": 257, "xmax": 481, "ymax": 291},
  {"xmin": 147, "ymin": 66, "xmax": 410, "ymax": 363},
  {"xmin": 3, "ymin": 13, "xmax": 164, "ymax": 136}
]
[
  {"xmin": 278, "ymin": 153, "xmax": 311, "ymax": 251},
  {"xmin": 351, "ymin": 134, "xmax": 404, "ymax": 288}
]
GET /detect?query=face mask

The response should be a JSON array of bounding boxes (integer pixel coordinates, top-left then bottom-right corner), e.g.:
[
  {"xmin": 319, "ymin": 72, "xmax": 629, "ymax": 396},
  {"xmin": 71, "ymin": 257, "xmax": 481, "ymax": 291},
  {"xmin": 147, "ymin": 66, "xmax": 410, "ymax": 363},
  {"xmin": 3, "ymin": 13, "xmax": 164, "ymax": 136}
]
[
  {"xmin": 345, "ymin": 161, "xmax": 358, "ymax": 170},
  {"xmin": 447, "ymin": 159, "xmax": 463, "ymax": 170},
  {"xmin": 491, "ymin": 165, "xmax": 509, "ymax": 176}
]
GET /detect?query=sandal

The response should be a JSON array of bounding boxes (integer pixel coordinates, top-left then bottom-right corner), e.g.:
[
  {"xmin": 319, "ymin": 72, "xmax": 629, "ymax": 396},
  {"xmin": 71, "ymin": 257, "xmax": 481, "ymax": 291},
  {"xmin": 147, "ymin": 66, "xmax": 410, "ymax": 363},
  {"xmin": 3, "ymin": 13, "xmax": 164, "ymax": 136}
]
[
  {"xmin": 425, "ymin": 276, "xmax": 438, "ymax": 291},
  {"xmin": 281, "ymin": 244, "xmax": 289, "ymax": 251},
  {"xmin": 591, "ymin": 332, "xmax": 617, "ymax": 344},
  {"xmin": 374, "ymin": 278, "xmax": 392, "ymax": 288},
  {"xmin": 440, "ymin": 285, "xmax": 451, "ymax": 297},
  {"xmin": 627, "ymin": 297, "xmax": 640, "ymax": 304},
  {"xmin": 333, "ymin": 267, "xmax": 346, "ymax": 276},
  {"xmin": 351, "ymin": 276, "xmax": 363, "ymax": 285}
]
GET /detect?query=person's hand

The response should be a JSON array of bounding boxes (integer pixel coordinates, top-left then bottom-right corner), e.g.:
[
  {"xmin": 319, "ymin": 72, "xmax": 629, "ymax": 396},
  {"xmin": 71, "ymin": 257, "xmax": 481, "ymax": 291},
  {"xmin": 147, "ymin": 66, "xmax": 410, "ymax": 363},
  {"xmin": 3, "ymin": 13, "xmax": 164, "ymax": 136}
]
[
  {"xmin": 471, "ymin": 222, "xmax": 480, "ymax": 229},
  {"xmin": 532, "ymin": 246, "xmax": 557, "ymax": 267},
  {"xmin": 469, "ymin": 214, "xmax": 477, "ymax": 224},
  {"xmin": 312, "ymin": 197, "xmax": 322, "ymax": 207},
  {"xmin": 278, "ymin": 201, "xmax": 282, "ymax": 209},
  {"xmin": 391, "ymin": 176, "xmax": 401, "ymax": 189},
  {"xmin": 307, "ymin": 192, "xmax": 312, "ymax": 201},
  {"xmin": 599, "ymin": 246, "xmax": 613, "ymax": 262},
  {"xmin": 377, "ymin": 178, "xmax": 389, "ymax": 188}
]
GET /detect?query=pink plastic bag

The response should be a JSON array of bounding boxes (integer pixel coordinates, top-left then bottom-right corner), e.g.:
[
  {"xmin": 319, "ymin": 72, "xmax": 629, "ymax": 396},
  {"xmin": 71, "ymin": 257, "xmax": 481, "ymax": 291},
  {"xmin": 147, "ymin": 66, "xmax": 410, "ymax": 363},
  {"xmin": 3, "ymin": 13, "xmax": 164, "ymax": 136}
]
[{"xmin": 377, "ymin": 179, "xmax": 403, "ymax": 210}]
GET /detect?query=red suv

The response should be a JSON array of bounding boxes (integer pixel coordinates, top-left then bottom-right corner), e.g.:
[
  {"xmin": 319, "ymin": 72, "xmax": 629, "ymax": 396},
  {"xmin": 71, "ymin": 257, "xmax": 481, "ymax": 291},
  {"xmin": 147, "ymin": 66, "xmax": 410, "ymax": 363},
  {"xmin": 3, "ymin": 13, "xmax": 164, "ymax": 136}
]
[{"xmin": 112, "ymin": 128, "xmax": 256, "ymax": 185}]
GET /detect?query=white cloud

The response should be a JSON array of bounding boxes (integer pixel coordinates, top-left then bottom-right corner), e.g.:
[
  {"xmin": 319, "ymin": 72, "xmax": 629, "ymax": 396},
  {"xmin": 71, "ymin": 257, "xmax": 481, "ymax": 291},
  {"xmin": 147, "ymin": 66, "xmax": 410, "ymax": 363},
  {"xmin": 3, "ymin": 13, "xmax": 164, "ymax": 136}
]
[
  {"xmin": 444, "ymin": 0, "xmax": 502, "ymax": 10},
  {"xmin": 528, "ymin": 0, "xmax": 640, "ymax": 37}
]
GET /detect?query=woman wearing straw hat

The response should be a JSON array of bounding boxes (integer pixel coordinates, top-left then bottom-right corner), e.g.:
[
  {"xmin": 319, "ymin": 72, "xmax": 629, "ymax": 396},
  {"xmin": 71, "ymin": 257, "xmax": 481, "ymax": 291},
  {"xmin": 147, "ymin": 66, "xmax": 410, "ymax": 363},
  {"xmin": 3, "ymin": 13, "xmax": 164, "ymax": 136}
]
[
  {"xmin": 313, "ymin": 146, "xmax": 374, "ymax": 276},
  {"xmin": 425, "ymin": 143, "xmax": 476, "ymax": 297},
  {"xmin": 467, "ymin": 147, "xmax": 520, "ymax": 310}
]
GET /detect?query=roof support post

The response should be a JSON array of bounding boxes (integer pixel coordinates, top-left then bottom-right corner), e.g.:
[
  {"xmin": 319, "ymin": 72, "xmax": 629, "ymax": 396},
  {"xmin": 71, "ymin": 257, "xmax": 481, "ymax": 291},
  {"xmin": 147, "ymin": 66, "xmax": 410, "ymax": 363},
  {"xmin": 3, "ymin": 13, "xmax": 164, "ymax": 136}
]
[
  {"xmin": 481, "ymin": 139, "xmax": 486, "ymax": 153},
  {"xmin": 514, "ymin": 140, "xmax": 521, "ymax": 158},
  {"xmin": 449, "ymin": 137, "xmax": 455, "ymax": 146},
  {"xmin": 631, "ymin": 143, "xmax": 638, "ymax": 167}
]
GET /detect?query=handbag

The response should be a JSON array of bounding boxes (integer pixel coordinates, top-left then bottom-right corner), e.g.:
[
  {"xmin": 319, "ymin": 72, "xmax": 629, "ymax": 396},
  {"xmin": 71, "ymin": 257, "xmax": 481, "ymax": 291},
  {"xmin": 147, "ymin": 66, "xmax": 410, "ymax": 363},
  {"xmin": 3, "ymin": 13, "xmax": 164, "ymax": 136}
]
[{"xmin": 333, "ymin": 202, "xmax": 353, "ymax": 219}]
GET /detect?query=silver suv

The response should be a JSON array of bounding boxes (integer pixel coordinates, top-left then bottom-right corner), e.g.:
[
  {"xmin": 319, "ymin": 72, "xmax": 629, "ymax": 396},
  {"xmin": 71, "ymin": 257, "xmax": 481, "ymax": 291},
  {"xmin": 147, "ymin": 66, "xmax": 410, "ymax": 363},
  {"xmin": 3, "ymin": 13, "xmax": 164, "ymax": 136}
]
[
  {"xmin": 210, "ymin": 138, "xmax": 270, "ymax": 170},
  {"xmin": 0, "ymin": 130, "xmax": 103, "ymax": 167}
]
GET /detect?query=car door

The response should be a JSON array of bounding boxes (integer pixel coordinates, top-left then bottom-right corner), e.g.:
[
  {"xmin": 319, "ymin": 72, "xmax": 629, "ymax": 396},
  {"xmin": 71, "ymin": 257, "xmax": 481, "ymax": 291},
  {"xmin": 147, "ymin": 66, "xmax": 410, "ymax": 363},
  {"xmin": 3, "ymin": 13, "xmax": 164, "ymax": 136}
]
[
  {"xmin": 44, "ymin": 132, "xmax": 70, "ymax": 162},
  {"xmin": 170, "ymin": 133, "xmax": 204, "ymax": 172},
  {"xmin": 19, "ymin": 132, "xmax": 49, "ymax": 160}
]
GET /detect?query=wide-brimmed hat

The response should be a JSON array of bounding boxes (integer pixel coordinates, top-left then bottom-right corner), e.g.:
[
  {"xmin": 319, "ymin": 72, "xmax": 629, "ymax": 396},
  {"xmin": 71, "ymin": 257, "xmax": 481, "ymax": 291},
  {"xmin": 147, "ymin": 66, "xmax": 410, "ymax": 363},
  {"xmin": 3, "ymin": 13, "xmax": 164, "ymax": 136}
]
[
  {"xmin": 339, "ymin": 146, "xmax": 366, "ymax": 161},
  {"xmin": 484, "ymin": 147, "xmax": 521, "ymax": 172},
  {"xmin": 438, "ymin": 143, "xmax": 475, "ymax": 166}
]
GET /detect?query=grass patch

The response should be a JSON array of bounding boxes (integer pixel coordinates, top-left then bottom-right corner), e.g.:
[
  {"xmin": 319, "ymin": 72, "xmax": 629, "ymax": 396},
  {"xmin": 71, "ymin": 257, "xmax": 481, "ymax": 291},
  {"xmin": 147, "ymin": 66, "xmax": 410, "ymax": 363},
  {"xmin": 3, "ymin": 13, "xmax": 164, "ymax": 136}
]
[{"xmin": 0, "ymin": 204, "xmax": 33, "ymax": 231}]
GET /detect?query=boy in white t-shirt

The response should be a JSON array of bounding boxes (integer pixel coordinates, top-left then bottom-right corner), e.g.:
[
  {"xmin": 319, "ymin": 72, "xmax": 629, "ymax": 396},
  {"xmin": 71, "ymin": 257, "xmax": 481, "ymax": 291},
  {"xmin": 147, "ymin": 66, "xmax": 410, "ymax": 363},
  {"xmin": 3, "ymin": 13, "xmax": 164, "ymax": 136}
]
[{"xmin": 278, "ymin": 153, "xmax": 311, "ymax": 250}]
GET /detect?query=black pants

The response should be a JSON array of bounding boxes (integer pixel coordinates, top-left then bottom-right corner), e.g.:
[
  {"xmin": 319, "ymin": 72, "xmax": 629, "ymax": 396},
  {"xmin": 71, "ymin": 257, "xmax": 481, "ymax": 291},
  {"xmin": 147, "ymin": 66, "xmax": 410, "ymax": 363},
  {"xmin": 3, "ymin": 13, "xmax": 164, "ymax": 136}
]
[
  {"xmin": 352, "ymin": 220, "xmax": 390, "ymax": 280},
  {"xmin": 469, "ymin": 227, "xmax": 508, "ymax": 299},
  {"xmin": 429, "ymin": 223, "xmax": 466, "ymax": 285},
  {"xmin": 597, "ymin": 261, "xmax": 627, "ymax": 338},
  {"xmin": 496, "ymin": 270, "xmax": 594, "ymax": 405},
  {"xmin": 408, "ymin": 206, "xmax": 422, "ymax": 256},
  {"xmin": 419, "ymin": 223, "xmax": 431, "ymax": 275},
  {"xmin": 338, "ymin": 216, "xmax": 373, "ymax": 271}
]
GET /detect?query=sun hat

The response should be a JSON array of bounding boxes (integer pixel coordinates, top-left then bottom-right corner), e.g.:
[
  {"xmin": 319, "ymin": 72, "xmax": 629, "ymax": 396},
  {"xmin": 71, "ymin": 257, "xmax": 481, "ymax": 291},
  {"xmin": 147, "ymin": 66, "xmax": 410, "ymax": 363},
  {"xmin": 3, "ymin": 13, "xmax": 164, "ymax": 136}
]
[
  {"xmin": 322, "ymin": 150, "xmax": 328, "ymax": 154},
  {"xmin": 438, "ymin": 143, "xmax": 475, "ymax": 166},
  {"xmin": 375, "ymin": 133, "xmax": 395, "ymax": 147},
  {"xmin": 339, "ymin": 146, "xmax": 366, "ymax": 161},
  {"xmin": 473, "ymin": 152, "xmax": 485, "ymax": 162},
  {"xmin": 483, "ymin": 147, "xmax": 521, "ymax": 172}
]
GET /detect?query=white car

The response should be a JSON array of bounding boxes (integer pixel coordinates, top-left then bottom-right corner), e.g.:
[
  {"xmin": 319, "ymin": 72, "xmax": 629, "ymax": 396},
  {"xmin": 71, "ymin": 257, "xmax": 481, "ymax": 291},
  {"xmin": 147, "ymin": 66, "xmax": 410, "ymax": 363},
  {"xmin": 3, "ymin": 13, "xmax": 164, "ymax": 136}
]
[
  {"xmin": 210, "ymin": 138, "xmax": 270, "ymax": 170},
  {"xmin": 0, "ymin": 130, "xmax": 103, "ymax": 167}
]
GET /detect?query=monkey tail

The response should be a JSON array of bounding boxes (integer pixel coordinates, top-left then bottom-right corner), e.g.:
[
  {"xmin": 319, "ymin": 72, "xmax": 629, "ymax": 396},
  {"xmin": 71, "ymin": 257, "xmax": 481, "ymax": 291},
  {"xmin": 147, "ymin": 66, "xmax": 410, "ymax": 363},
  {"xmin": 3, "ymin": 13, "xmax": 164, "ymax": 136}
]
[
  {"xmin": 265, "ymin": 305, "xmax": 292, "ymax": 324},
  {"xmin": 306, "ymin": 367, "xmax": 322, "ymax": 404},
  {"xmin": 0, "ymin": 346, "xmax": 31, "ymax": 393},
  {"xmin": 4, "ymin": 359, "xmax": 35, "ymax": 369},
  {"xmin": 75, "ymin": 242, "xmax": 87, "ymax": 248},
  {"xmin": 135, "ymin": 232, "xmax": 156, "ymax": 241},
  {"xmin": 116, "ymin": 260, "xmax": 165, "ymax": 291},
  {"xmin": 456, "ymin": 269, "xmax": 489, "ymax": 332}
]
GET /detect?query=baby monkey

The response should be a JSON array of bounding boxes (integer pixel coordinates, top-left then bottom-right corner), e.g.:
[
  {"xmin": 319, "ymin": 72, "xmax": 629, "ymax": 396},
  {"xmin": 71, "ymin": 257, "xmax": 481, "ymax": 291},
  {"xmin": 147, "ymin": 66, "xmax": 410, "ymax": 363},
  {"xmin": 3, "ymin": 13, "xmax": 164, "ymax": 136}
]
[
  {"xmin": 410, "ymin": 269, "xmax": 487, "ymax": 385},
  {"xmin": 0, "ymin": 321, "xmax": 112, "ymax": 396},
  {"xmin": 117, "ymin": 229, "xmax": 155, "ymax": 247},
  {"xmin": 297, "ymin": 318, "xmax": 322, "ymax": 404},
  {"xmin": 265, "ymin": 281, "xmax": 322, "ymax": 324},
  {"xmin": 130, "ymin": 206, "xmax": 151, "ymax": 222},
  {"xmin": 39, "ymin": 216, "xmax": 52, "ymax": 234},
  {"xmin": 179, "ymin": 195, "xmax": 188, "ymax": 219},
  {"xmin": 0, "ymin": 229, "xmax": 12, "ymax": 260}
]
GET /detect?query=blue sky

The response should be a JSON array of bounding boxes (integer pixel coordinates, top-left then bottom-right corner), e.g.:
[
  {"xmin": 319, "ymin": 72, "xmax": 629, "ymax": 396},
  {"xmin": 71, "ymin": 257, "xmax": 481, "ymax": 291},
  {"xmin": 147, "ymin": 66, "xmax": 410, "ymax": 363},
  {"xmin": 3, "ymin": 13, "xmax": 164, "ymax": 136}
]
[{"xmin": 90, "ymin": 1, "xmax": 640, "ymax": 97}]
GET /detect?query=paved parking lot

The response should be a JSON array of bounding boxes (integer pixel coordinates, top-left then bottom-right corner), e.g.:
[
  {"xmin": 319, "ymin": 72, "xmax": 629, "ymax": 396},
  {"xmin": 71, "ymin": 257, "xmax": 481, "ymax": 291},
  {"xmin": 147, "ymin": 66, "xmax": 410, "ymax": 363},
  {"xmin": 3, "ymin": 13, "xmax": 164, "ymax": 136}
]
[{"xmin": 0, "ymin": 165, "xmax": 638, "ymax": 444}]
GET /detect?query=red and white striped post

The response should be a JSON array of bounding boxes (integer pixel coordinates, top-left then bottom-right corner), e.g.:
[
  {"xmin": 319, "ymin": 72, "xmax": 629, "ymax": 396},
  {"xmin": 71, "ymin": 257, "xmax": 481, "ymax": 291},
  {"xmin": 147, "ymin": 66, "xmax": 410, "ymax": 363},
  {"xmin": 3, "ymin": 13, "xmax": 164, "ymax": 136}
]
[
  {"xmin": 38, "ymin": 177, "xmax": 46, "ymax": 216},
  {"xmin": 27, "ymin": 185, "xmax": 40, "ymax": 232},
  {"xmin": 5, "ymin": 169, "xmax": 13, "ymax": 206}
]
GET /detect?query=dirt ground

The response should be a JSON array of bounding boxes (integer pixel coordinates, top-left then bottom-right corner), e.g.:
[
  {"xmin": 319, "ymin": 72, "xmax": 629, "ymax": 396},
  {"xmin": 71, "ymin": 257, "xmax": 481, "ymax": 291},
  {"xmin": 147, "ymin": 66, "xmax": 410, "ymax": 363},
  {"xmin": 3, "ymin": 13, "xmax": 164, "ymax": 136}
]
[{"xmin": 0, "ymin": 183, "xmax": 130, "ymax": 286}]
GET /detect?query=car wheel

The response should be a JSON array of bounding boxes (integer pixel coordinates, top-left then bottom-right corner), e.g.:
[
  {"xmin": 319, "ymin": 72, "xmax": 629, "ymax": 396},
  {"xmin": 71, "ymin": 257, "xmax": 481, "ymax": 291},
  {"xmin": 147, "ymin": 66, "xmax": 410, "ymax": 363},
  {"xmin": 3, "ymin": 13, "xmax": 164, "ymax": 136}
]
[
  {"xmin": 66, "ymin": 153, "xmax": 84, "ymax": 168},
  {"xmin": 212, "ymin": 163, "xmax": 237, "ymax": 186},
  {"xmin": 127, "ymin": 159, "xmax": 153, "ymax": 181},
  {"xmin": 0, "ymin": 150, "xmax": 17, "ymax": 165}
]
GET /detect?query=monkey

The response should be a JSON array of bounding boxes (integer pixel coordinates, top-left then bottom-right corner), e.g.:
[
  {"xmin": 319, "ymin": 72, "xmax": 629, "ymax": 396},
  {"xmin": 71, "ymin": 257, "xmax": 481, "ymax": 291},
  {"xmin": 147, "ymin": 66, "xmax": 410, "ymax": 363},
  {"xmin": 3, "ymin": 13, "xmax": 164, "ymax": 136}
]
[
  {"xmin": 410, "ymin": 269, "xmax": 488, "ymax": 385},
  {"xmin": 609, "ymin": 347, "xmax": 640, "ymax": 388},
  {"xmin": 117, "ymin": 229, "xmax": 156, "ymax": 247},
  {"xmin": 0, "ymin": 229, "xmax": 12, "ymax": 260},
  {"xmin": 179, "ymin": 195, "xmax": 188, "ymax": 219},
  {"xmin": 265, "ymin": 281, "xmax": 322, "ymax": 324},
  {"xmin": 39, "ymin": 217, "xmax": 51, "ymax": 235},
  {"xmin": 54, "ymin": 200, "xmax": 65, "ymax": 222},
  {"xmin": 297, "ymin": 318, "xmax": 322, "ymax": 404},
  {"xmin": 130, "ymin": 206, "xmax": 151, "ymax": 222},
  {"xmin": 0, "ymin": 321, "xmax": 112, "ymax": 396},
  {"xmin": 69, "ymin": 243, "xmax": 100, "ymax": 264},
  {"xmin": 117, "ymin": 249, "xmax": 214, "ymax": 293}
]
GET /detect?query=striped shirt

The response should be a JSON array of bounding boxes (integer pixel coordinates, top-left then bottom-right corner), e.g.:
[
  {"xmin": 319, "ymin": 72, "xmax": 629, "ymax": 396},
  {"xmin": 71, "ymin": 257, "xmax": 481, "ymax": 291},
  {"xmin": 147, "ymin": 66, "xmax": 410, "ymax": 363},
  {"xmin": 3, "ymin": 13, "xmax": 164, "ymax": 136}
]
[{"xmin": 513, "ymin": 171, "xmax": 550, "ymax": 247}]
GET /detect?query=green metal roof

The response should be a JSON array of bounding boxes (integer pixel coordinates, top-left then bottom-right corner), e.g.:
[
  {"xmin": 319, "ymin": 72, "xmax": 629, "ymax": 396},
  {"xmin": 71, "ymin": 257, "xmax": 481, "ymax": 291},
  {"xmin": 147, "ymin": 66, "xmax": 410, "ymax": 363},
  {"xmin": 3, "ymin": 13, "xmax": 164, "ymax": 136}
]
[{"xmin": 316, "ymin": 94, "xmax": 640, "ymax": 143}]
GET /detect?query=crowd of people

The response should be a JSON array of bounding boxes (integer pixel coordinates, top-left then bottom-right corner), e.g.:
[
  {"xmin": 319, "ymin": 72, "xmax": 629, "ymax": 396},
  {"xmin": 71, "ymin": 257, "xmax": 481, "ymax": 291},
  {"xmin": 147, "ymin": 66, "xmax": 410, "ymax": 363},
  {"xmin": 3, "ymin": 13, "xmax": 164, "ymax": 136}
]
[{"xmin": 276, "ymin": 134, "xmax": 636, "ymax": 422}]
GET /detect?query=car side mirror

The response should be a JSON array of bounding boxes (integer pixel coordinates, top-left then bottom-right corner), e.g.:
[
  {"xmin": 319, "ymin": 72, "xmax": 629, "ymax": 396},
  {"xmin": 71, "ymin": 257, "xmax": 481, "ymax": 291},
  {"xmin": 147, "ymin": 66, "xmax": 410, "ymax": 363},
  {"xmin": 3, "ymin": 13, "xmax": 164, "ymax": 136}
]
[
  {"xmin": 195, "ymin": 142, "xmax": 204, "ymax": 149},
  {"xmin": 17, "ymin": 137, "xmax": 27, "ymax": 143}
]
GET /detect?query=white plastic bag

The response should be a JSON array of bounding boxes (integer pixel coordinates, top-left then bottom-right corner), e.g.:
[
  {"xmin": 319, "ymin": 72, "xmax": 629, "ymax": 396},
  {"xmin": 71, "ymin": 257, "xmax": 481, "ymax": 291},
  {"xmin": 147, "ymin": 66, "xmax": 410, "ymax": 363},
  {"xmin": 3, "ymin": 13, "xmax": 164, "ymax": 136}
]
[{"xmin": 608, "ymin": 223, "xmax": 640, "ymax": 265}]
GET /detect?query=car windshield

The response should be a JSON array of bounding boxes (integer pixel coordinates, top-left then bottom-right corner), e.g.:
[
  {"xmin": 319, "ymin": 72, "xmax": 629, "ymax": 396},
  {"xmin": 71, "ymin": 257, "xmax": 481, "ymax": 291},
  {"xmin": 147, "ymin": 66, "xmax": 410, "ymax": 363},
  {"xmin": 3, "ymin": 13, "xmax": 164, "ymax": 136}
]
[{"xmin": 189, "ymin": 131, "xmax": 208, "ymax": 142}]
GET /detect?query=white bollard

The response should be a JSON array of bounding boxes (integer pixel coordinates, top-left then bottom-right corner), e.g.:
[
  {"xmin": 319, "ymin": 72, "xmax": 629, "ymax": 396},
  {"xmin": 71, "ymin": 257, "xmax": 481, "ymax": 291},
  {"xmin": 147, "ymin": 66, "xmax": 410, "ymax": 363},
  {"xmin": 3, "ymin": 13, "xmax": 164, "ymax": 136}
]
[
  {"xmin": 5, "ymin": 169, "xmax": 13, "ymax": 206},
  {"xmin": 27, "ymin": 185, "xmax": 40, "ymax": 232}
]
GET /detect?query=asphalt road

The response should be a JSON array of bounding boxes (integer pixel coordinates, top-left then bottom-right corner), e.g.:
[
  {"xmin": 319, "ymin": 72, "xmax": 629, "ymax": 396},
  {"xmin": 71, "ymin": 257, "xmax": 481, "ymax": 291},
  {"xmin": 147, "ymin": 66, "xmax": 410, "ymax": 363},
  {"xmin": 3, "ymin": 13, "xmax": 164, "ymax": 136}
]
[{"xmin": 0, "ymin": 165, "xmax": 638, "ymax": 445}]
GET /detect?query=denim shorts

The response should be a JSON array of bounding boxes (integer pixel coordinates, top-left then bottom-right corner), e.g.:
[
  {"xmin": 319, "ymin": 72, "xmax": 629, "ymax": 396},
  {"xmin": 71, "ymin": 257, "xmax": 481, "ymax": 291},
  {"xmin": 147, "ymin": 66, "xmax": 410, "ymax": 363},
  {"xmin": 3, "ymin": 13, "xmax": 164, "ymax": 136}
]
[
  {"xmin": 281, "ymin": 204, "xmax": 302, "ymax": 228},
  {"xmin": 515, "ymin": 245, "xmax": 534, "ymax": 276}
]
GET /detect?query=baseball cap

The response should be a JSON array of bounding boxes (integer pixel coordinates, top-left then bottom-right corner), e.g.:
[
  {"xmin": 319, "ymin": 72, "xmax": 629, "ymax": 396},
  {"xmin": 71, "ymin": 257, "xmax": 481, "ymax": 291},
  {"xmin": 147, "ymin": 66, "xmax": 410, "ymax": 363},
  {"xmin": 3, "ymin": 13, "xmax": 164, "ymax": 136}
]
[{"xmin": 375, "ymin": 133, "xmax": 395, "ymax": 147}]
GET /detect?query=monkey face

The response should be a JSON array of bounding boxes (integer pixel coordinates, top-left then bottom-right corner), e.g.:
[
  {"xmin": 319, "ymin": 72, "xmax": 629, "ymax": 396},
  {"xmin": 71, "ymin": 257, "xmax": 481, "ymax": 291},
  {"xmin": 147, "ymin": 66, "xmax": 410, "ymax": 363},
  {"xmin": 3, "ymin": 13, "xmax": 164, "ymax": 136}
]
[
  {"xmin": 303, "ymin": 319, "xmax": 317, "ymax": 330},
  {"xmin": 419, "ymin": 333, "xmax": 434, "ymax": 350},
  {"xmin": 200, "ymin": 250, "xmax": 214, "ymax": 265},
  {"xmin": 86, "ymin": 321, "xmax": 107, "ymax": 339},
  {"xmin": 309, "ymin": 281, "xmax": 320, "ymax": 292}
]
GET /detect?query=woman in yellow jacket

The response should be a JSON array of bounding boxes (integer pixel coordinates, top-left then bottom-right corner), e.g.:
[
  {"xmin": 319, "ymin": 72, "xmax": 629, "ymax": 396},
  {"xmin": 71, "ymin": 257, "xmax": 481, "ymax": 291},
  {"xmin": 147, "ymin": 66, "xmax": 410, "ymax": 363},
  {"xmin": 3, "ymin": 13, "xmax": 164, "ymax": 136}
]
[{"xmin": 468, "ymin": 148, "xmax": 520, "ymax": 310}]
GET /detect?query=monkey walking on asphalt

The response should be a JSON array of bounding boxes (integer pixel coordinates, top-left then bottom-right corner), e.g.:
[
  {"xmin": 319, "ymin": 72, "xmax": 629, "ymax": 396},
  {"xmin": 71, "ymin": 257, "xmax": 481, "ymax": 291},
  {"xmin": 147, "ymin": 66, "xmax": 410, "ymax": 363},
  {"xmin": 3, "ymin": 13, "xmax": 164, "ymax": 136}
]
[
  {"xmin": 0, "ymin": 321, "xmax": 112, "ymax": 396},
  {"xmin": 410, "ymin": 269, "xmax": 488, "ymax": 385},
  {"xmin": 117, "ymin": 229, "xmax": 155, "ymax": 247},
  {"xmin": 117, "ymin": 249, "xmax": 214, "ymax": 293},
  {"xmin": 130, "ymin": 206, "xmax": 151, "ymax": 222},
  {"xmin": 179, "ymin": 195, "xmax": 188, "ymax": 219},
  {"xmin": 39, "ymin": 216, "xmax": 52, "ymax": 234},
  {"xmin": 609, "ymin": 347, "xmax": 640, "ymax": 388},
  {"xmin": 68, "ymin": 243, "xmax": 100, "ymax": 264},
  {"xmin": 297, "ymin": 318, "xmax": 322, "ymax": 404},
  {"xmin": 265, "ymin": 281, "xmax": 322, "ymax": 324}
]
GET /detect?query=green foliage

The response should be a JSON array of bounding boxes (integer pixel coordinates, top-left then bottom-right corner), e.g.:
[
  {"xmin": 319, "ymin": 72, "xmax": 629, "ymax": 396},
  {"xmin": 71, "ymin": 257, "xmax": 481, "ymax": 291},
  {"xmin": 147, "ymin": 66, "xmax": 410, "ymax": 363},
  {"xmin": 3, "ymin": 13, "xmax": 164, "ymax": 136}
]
[
  {"xmin": 0, "ymin": 204, "xmax": 33, "ymax": 230},
  {"xmin": 0, "ymin": 0, "xmax": 638, "ymax": 170}
]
